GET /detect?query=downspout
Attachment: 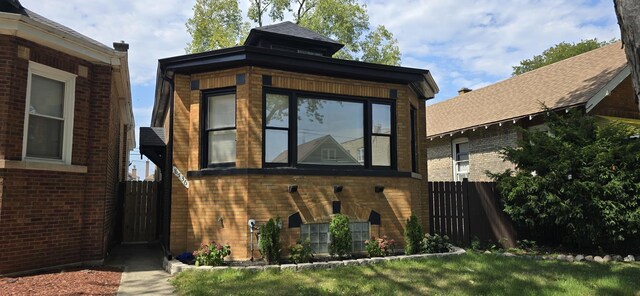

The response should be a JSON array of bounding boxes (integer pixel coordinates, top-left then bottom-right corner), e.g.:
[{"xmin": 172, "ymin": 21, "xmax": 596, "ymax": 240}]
[{"xmin": 161, "ymin": 69, "xmax": 175, "ymax": 258}]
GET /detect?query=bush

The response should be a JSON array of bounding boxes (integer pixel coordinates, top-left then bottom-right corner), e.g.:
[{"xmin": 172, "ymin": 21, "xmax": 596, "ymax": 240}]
[
  {"xmin": 365, "ymin": 235, "xmax": 396, "ymax": 257},
  {"xmin": 288, "ymin": 239, "xmax": 314, "ymax": 263},
  {"xmin": 329, "ymin": 214, "xmax": 352, "ymax": 257},
  {"xmin": 422, "ymin": 233, "xmax": 451, "ymax": 253},
  {"xmin": 404, "ymin": 213, "xmax": 423, "ymax": 254},
  {"xmin": 490, "ymin": 109, "xmax": 640, "ymax": 251},
  {"xmin": 258, "ymin": 218, "xmax": 281, "ymax": 264},
  {"xmin": 193, "ymin": 241, "xmax": 231, "ymax": 266}
]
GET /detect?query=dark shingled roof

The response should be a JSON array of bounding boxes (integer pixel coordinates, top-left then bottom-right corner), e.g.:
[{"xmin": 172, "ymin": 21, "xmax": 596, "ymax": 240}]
[{"xmin": 252, "ymin": 21, "xmax": 341, "ymax": 45}]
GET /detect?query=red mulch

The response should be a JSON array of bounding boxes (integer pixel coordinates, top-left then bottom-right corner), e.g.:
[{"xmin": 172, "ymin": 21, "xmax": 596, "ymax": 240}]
[{"xmin": 0, "ymin": 267, "xmax": 122, "ymax": 296}]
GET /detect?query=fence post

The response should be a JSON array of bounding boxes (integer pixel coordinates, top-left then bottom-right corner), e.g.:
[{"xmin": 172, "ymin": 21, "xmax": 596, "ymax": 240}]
[{"xmin": 462, "ymin": 178, "xmax": 471, "ymax": 245}]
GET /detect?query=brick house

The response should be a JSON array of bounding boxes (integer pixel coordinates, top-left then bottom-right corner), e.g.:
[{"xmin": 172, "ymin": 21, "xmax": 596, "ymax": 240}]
[
  {"xmin": 427, "ymin": 42, "xmax": 639, "ymax": 182},
  {"xmin": 0, "ymin": 1, "xmax": 135, "ymax": 275},
  {"xmin": 141, "ymin": 22, "xmax": 438, "ymax": 259}
]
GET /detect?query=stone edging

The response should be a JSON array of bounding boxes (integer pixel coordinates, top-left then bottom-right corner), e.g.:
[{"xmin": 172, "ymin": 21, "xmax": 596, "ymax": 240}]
[
  {"xmin": 163, "ymin": 246, "xmax": 466, "ymax": 275},
  {"xmin": 492, "ymin": 251, "xmax": 637, "ymax": 264}
]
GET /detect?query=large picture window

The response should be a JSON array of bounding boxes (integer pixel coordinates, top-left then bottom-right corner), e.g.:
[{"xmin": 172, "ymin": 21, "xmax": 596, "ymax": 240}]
[
  {"xmin": 203, "ymin": 91, "xmax": 236, "ymax": 167},
  {"xmin": 23, "ymin": 61, "xmax": 76, "ymax": 164},
  {"xmin": 264, "ymin": 89, "xmax": 395, "ymax": 169}
]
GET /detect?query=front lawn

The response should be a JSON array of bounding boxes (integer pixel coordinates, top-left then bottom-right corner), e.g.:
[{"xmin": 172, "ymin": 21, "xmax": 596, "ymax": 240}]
[{"xmin": 171, "ymin": 252, "xmax": 640, "ymax": 295}]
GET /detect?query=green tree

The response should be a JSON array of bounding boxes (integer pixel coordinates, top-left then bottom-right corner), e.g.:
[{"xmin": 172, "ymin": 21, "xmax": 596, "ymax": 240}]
[
  {"xmin": 187, "ymin": 0, "xmax": 401, "ymax": 65},
  {"xmin": 512, "ymin": 39, "xmax": 614, "ymax": 75},
  {"xmin": 614, "ymin": 0, "xmax": 640, "ymax": 110},
  {"xmin": 489, "ymin": 109, "xmax": 640, "ymax": 251},
  {"xmin": 404, "ymin": 213, "xmax": 423, "ymax": 254},
  {"xmin": 258, "ymin": 218, "xmax": 281, "ymax": 264},
  {"xmin": 185, "ymin": 0, "xmax": 250, "ymax": 53},
  {"xmin": 329, "ymin": 214, "xmax": 352, "ymax": 257}
]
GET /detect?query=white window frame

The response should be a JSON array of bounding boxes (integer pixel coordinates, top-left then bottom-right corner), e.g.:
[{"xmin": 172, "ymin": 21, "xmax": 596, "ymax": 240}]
[
  {"xmin": 22, "ymin": 61, "xmax": 76, "ymax": 165},
  {"xmin": 452, "ymin": 137, "xmax": 469, "ymax": 181},
  {"xmin": 321, "ymin": 148, "xmax": 337, "ymax": 161},
  {"xmin": 356, "ymin": 147, "xmax": 364, "ymax": 163}
]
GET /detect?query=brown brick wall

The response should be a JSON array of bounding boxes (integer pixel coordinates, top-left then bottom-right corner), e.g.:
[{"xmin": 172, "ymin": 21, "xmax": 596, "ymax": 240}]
[
  {"xmin": 590, "ymin": 77, "xmax": 640, "ymax": 119},
  {"xmin": 169, "ymin": 67, "xmax": 429, "ymax": 258},
  {"xmin": 427, "ymin": 125, "xmax": 519, "ymax": 182},
  {"xmin": 0, "ymin": 36, "xmax": 124, "ymax": 274}
]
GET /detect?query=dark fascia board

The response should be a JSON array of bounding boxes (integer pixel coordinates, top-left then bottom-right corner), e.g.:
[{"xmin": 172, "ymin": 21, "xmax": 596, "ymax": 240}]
[{"xmin": 152, "ymin": 46, "xmax": 439, "ymax": 126}]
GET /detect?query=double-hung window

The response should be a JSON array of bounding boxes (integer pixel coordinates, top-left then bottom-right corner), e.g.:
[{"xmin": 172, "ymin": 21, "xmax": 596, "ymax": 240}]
[
  {"xmin": 23, "ymin": 61, "xmax": 76, "ymax": 164},
  {"xmin": 263, "ymin": 89, "xmax": 395, "ymax": 169},
  {"xmin": 452, "ymin": 138, "xmax": 469, "ymax": 181},
  {"xmin": 203, "ymin": 91, "xmax": 236, "ymax": 167}
]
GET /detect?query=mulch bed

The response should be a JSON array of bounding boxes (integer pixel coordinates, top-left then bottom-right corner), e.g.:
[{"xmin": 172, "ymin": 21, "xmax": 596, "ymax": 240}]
[{"xmin": 0, "ymin": 267, "xmax": 122, "ymax": 296}]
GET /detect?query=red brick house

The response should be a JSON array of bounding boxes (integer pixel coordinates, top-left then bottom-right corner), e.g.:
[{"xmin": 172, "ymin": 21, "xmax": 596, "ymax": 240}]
[
  {"xmin": 141, "ymin": 22, "xmax": 438, "ymax": 259},
  {"xmin": 0, "ymin": 1, "xmax": 135, "ymax": 275},
  {"xmin": 427, "ymin": 42, "xmax": 640, "ymax": 182}
]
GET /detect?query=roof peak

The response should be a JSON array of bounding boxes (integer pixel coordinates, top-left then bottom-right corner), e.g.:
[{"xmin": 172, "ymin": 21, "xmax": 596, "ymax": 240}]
[{"xmin": 244, "ymin": 21, "xmax": 343, "ymax": 57}]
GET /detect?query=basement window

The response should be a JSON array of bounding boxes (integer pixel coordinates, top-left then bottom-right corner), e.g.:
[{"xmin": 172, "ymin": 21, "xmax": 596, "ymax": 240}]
[{"xmin": 300, "ymin": 222, "xmax": 370, "ymax": 254}]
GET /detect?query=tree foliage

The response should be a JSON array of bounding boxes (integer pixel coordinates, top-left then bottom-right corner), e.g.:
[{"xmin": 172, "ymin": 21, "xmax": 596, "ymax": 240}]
[
  {"xmin": 512, "ymin": 39, "xmax": 614, "ymax": 76},
  {"xmin": 329, "ymin": 214, "xmax": 352, "ymax": 257},
  {"xmin": 614, "ymin": 0, "xmax": 640, "ymax": 110},
  {"xmin": 404, "ymin": 213, "xmax": 423, "ymax": 255},
  {"xmin": 187, "ymin": 0, "xmax": 401, "ymax": 65},
  {"xmin": 258, "ymin": 218, "xmax": 281, "ymax": 264},
  {"xmin": 186, "ymin": 0, "xmax": 250, "ymax": 53},
  {"xmin": 489, "ymin": 109, "xmax": 640, "ymax": 251}
]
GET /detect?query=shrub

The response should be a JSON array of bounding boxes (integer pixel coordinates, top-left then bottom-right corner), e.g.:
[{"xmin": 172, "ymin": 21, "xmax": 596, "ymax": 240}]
[
  {"xmin": 193, "ymin": 241, "xmax": 231, "ymax": 266},
  {"xmin": 516, "ymin": 239, "xmax": 537, "ymax": 251},
  {"xmin": 422, "ymin": 233, "xmax": 451, "ymax": 253},
  {"xmin": 490, "ymin": 109, "xmax": 640, "ymax": 251},
  {"xmin": 365, "ymin": 235, "xmax": 396, "ymax": 257},
  {"xmin": 404, "ymin": 213, "xmax": 423, "ymax": 254},
  {"xmin": 329, "ymin": 214, "xmax": 352, "ymax": 257},
  {"xmin": 258, "ymin": 218, "xmax": 281, "ymax": 264},
  {"xmin": 288, "ymin": 239, "xmax": 314, "ymax": 263}
]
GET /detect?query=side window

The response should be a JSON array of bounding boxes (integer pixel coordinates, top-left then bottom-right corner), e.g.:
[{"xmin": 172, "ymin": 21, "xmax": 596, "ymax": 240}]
[
  {"xmin": 203, "ymin": 91, "xmax": 236, "ymax": 167},
  {"xmin": 452, "ymin": 138, "xmax": 469, "ymax": 181},
  {"xmin": 23, "ymin": 61, "xmax": 76, "ymax": 164}
]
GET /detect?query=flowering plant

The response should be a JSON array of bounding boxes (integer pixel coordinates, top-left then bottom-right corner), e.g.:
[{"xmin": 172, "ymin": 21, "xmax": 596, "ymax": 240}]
[
  {"xmin": 193, "ymin": 241, "xmax": 231, "ymax": 266},
  {"xmin": 365, "ymin": 235, "xmax": 396, "ymax": 257}
]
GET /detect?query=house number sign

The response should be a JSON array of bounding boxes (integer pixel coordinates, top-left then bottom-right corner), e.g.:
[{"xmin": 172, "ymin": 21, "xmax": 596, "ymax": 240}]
[{"xmin": 172, "ymin": 165, "xmax": 189, "ymax": 189}]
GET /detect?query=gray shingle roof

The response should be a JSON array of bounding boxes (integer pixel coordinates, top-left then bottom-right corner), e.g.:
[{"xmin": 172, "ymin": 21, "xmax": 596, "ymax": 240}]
[{"xmin": 252, "ymin": 21, "xmax": 341, "ymax": 45}]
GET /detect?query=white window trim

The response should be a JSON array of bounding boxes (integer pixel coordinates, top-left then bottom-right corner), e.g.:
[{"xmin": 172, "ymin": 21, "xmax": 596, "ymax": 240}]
[
  {"xmin": 452, "ymin": 137, "xmax": 469, "ymax": 182},
  {"xmin": 22, "ymin": 61, "xmax": 77, "ymax": 165}
]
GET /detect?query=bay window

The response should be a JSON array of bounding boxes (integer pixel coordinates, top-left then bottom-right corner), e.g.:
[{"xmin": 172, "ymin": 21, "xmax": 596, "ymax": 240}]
[
  {"xmin": 264, "ymin": 89, "xmax": 395, "ymax": 169},
  {"xmin": 23, "ymin": 61, "xmax": 76, "ymax": 164},
  {"xmin": 203, "ymin": 91, "xmax": 236, "ymax": 167}
]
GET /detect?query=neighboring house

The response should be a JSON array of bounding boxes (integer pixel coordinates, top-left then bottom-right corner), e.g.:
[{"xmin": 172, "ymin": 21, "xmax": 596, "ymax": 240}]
[
  {"xmin": 0, "ymin": 1, "xmax": 135, "ymax": 275},
  {"xmin": 141, "ymin": 21, "xmax": 437, "ymax": 258},
  {"xmin": 427, "ymin": 42, "xmax": 639, "ymax": 182}
]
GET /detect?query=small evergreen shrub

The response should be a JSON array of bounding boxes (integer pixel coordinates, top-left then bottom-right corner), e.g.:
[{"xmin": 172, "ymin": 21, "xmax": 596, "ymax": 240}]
[
  {"xmin": 193, "ymin": 241, "xmax": 231, "ymax": 266},
  {"xmin": 422, "ymin": 233, "xmax": 451, "ymax": 254},
  {"xmin": 329, "ymin": 214, "xmax": 352, "ymax": 257},
  {"xmin": 259, "ymin": 218, "xmax": 281, "ymax": 264},
  {"xmin": 288, "ymin": 239, "xmax": 314, "ymax": 263},
  {"xmin": 404, "ymin": 213, "xmax": 423, "ymax": 254},
  {"xmin": 365, "ymin": 235, "xmax": 396, "ymax": 257}
]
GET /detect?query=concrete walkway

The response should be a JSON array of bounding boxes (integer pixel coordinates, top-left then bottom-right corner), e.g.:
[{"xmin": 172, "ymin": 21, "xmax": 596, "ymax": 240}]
[{"xmin": 106, "ymin": 243, "xmax": 175, "ymax": 296}]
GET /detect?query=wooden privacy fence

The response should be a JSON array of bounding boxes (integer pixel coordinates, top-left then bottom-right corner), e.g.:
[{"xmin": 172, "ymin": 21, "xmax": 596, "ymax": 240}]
[
  {"xmin": 428, "ymin": 180, "xmax": 516, "ymax": 248},
  {"xmin": 122, "ymin": 181, "xmax": 158, "ymax": 243}
]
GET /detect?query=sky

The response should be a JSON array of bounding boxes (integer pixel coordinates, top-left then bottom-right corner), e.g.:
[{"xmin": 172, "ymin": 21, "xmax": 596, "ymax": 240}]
[{"xmin": 19, "ymin": 0, "xmax": 621, "ymax": 174}]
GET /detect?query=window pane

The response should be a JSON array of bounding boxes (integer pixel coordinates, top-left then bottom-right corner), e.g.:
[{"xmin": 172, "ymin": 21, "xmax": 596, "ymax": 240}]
[
  {"xmin": 208, "ymin": 130, "xmax": 236, "ymax": 163},
  {"xmin": 27, "ymin": 115, "xmax": 63, "ymax": 159},
  {"xmin": 297, "ymin": 98, "xmax": 364, "ymax": 166},
  {"xmin": 265, "ymin": 93, "xmax": 289, "ymax": 128},
  {"xmin": 207, "ymin": 93, "xmax": 235, "ymax": 129},
  {"xmin": 372, "ymin": 136, "xmax": 390, "ymax": 166},
  {"xmin": 372, "ymin": 104, "xmax": 391, "ymax": 135},
  {"xmin": 30, "ymin": 74, "xmax": 64, "ymax": 118},
  {"xmin": 266, "ymin": 129, "xmax": 289, "ymax": 163}
]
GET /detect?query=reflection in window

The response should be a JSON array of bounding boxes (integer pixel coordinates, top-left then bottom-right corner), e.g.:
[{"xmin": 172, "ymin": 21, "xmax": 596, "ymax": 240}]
[
  {"xmin": 265, "ymin": 93, "xmax": 289, "ymax": 163},
  {"xmin": 297, "ymin": 98, "xmax": 363, "ymax": 166},
  {"xmin": 205, "ymin": 92, "xmax": 236, "ymax": 165}
]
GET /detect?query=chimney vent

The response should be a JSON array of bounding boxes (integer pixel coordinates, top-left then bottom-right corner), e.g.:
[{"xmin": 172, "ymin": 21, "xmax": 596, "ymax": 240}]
[
  {"xmin": 113, "ymin": 41, "xmax": 129, "ymax": 52},
  {"xmin": 458, "ymin": 87, "xmax": 472, "ymax": 95}
]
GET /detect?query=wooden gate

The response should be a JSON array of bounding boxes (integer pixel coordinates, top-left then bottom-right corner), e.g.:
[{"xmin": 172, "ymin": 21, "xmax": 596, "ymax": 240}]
[
  {"xmin": 122, "ymin": 181, "xmax": 158, "ymax": 242},
  {"xmin": 428, "ymin": 180, "xmax": 516, "ymax": 247}
]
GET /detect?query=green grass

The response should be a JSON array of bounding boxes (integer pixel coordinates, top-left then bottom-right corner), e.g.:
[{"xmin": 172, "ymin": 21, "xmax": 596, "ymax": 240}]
[{"xmin": 171, "ymin": 252, "xmax": 640, "ymax": 296}]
